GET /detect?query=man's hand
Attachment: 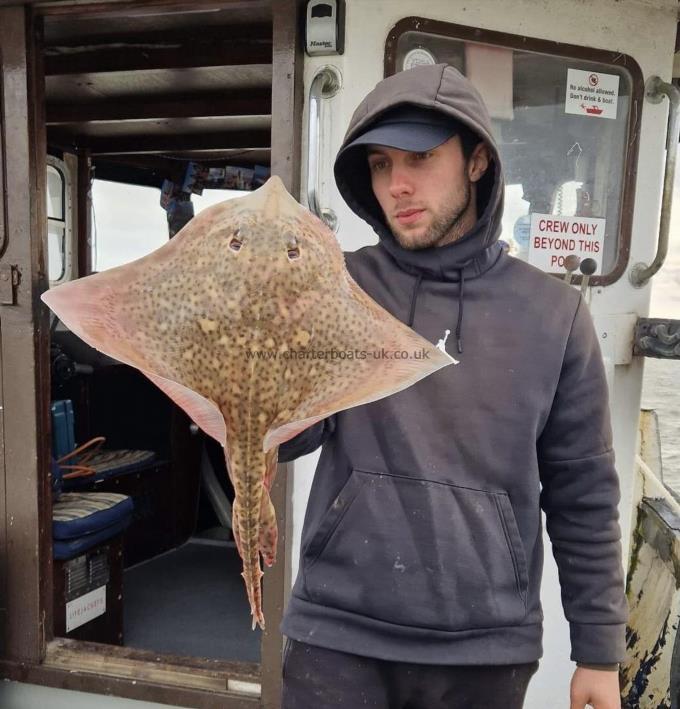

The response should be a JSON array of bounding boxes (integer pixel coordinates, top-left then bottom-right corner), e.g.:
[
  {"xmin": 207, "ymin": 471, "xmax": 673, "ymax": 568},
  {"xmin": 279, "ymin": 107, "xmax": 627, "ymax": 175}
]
[{"xmin": 570, "ymin": 667, "xmax": 621, "ymax": 709}]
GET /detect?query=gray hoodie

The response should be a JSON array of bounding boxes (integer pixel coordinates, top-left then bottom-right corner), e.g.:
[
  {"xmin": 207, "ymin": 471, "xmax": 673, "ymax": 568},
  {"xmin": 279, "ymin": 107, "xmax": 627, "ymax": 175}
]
[{"xmin": 280, "ymin": 63, "xmax": 627, "ymax": 666}]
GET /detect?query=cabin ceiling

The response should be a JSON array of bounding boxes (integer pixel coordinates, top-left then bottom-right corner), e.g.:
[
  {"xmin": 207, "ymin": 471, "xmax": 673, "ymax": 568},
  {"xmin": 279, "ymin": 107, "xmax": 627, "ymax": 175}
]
[{"xmin": 43, "ymin": 1, "xmax": 274, "ymax": 185}]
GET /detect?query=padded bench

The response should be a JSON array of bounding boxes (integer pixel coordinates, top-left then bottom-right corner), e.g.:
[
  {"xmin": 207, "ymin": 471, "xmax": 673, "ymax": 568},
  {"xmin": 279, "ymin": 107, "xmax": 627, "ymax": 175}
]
[{"xmin": 52, "ymin": 491, "xmax": 134, "ymax": 561}]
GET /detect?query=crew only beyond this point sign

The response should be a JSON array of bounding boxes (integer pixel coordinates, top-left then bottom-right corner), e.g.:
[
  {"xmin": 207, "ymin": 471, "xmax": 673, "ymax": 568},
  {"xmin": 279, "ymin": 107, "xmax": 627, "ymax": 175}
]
[
  {"xmin": 528, "ymin": 214, "xmax": 605, "ymax": 275},
  {"xmin": 565, "ymin": 68, "xmax": 619, "ymax": 120}
]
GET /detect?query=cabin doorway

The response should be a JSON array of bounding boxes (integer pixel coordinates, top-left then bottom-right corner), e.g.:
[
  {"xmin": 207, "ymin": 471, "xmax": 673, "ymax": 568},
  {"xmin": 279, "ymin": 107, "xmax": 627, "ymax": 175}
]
[{"xmin": 0, "ymin": 1, "xmax": 303, "ymax": 706}]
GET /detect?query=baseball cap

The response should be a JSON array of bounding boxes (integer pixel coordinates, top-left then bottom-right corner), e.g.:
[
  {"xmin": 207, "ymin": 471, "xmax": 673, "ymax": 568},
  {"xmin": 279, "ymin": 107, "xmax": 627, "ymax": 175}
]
[{"xmin": 338, "ymin": 105, "xmax": 460, "ymax": 156}]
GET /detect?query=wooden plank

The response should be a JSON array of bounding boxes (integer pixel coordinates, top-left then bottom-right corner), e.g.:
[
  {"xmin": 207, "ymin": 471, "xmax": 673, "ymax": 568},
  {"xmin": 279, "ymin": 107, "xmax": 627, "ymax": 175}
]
[
  {"xmin": 76, "ymin": 150, "xmax": 91, "ymax": 277},
  {"xmin": 47, "ymin": 643, "xmax": 233, "ymax": 691},
  {"xmin": 269, "ymin": 0, "xmax": 303, "ymax": 198},
  {"xmin": 45, "ymin": 39, "xmax": 272, "ymax": 75},
  {"xmin": 262, "ymin": 2, "xmax": 305, "ymax": 708},
  {"xmin": 50, "ymin": 129, "xmax": 271, "ymax": 155},
  {"xmin": 28, "ymin": 9, "xmax": 53, "ymax": 658},
  {"xmin": 21, "ymin": 0, "xmax": 268, "ymax": 17},
  {"xmin": 45, "ymin": 65, "xmax": 273, "ymax": 103},
  {"xmin": 44, "ymin": 22, "xmax": 271, "ymax": 47},
  {"xmin": 0, "ymin": 3, "xmax": 9, "ymax": 665},
  {"xmin": 0, "ymin": 5, "xmax": 50, "ymax": 663},
  {"xmin": 47, "ymin": 91, "xmax": 272, "ymax": 124},
  {"xmin": 48, "ymin": 115, "xmax": 271, "ymax": 139},
  {"xmin": 0, "ymin": 657, "xmax": 261, "ymax": 708},
  {"xmin": 93, "ymin": 151, "xmax": 271, "ymax": 178}
]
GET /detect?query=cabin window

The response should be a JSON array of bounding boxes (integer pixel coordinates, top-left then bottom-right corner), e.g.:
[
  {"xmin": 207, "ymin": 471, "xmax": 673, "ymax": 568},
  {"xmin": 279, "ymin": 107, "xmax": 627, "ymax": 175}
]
[
  {"xmin": 91, "ymin": 180, "xmax": 247, "ymax": 271},
  {"xmin": 386, "ymin": 19, "xmax": 643, "ymax": 285},
  {"xmin": 46, "ymin": 160, "xmax": 72, "ymax": 284},
  {"xmin": 91, "ymin": 180, "xmax": 168, "ymax": 272}
]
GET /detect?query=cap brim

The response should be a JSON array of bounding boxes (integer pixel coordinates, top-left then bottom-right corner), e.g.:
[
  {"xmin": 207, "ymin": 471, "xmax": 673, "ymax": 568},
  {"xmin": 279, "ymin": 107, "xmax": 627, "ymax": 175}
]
[{"xmin": 340, "ymin": 122, "xmax": 456, "ymax": 155}]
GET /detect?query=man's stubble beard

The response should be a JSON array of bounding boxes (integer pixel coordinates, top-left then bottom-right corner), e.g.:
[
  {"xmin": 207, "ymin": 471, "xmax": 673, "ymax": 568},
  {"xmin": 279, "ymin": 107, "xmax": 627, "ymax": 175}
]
[{"xmin": 391, "ymin": 178, "xmax": 472, "ymax": 251}]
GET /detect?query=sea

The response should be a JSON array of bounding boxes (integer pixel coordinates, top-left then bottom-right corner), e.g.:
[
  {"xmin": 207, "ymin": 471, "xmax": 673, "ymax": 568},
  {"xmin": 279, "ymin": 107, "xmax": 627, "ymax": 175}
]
[{"xmin": 640, "ymin": 250, "xmax": 680, "ymax": 491}]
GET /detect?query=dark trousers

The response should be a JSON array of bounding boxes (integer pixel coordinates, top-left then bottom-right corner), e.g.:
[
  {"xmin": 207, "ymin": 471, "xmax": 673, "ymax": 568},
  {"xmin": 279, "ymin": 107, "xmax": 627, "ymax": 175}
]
[{"xmin": 281, "ymin": 639, "xmax": 539, "ymax": 709}]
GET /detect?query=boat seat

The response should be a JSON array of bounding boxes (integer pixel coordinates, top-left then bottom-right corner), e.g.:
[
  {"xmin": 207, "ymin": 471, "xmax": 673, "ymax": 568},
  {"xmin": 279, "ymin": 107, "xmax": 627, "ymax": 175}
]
[
  {"xmin": 52, "ymin": 491, "xmax": 134, "ymax": 560},
  {"xmin": 51, "ymin": 399, "xmax": 157, "ymax": 490},
  {"xmin": 62, "ymin": 448, "xmax": 157, "ymax": 489}
]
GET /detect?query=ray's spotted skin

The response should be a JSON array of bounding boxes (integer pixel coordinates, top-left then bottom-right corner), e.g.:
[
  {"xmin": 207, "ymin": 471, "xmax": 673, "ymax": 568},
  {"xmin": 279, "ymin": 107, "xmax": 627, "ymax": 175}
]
[{"xmin": 41, "ymin": 176, "xmax": 453, "ymax": 629}]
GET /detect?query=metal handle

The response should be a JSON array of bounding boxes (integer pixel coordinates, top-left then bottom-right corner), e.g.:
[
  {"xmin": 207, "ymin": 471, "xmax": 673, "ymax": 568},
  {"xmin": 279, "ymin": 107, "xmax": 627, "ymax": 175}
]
[
  {"xmin": 630, "ymin": 76, "xmax": 680, "ymax": 287},
  {"xmin": 307, "ymin": 65, "xmax": 341, "ymax": 231}
]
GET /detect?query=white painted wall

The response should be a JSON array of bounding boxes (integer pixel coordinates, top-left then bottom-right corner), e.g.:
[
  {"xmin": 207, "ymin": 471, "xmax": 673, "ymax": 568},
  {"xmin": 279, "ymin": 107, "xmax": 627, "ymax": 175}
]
[{"xmin": 289, "ymin": 2, "xmax": 679, "ymax": 707}]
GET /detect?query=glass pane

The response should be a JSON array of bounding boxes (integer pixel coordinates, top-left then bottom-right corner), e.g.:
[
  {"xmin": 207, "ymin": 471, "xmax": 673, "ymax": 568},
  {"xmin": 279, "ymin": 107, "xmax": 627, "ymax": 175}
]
[
  {"xmin": 192, "ymin": 188, "xmax": 248, "ymax": 213},
  {"xmin": 395, "ymin": 32, "xmax": 633, "ymax": 277},
  {"xmin": 47, "ymin": 165, "xmax": 65, "ymax": 221},
  {"xmin": 91, "ymin": 180, "xmax": 168, "ymax": 272},
  {"xmin": 48, "ymin": 221, "xmax": 65, "ymax": 282}
]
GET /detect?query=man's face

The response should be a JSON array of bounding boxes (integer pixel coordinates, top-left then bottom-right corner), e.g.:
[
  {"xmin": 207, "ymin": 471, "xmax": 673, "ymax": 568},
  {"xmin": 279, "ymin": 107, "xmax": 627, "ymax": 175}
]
[{"xmin": 367, "ymin": 136, "xmax": 489, "ymax": 250}]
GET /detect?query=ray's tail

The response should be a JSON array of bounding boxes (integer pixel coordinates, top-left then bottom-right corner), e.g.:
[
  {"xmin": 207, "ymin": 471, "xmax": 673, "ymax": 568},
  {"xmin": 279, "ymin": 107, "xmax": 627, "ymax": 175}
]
[
  {"xmin": 228, "ymin": 446, "xmax": 280, "ymax": 630},
  {"xmin": 232, "ymin": 496, "xmax": 266, "ymax": 630}
]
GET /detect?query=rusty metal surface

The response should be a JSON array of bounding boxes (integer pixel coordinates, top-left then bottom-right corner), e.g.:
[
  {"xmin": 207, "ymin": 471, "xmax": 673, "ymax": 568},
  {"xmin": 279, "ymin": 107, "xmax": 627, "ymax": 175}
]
[
  {"xmin": 621, "ymin": 497, "xmax": 680, "ymax": 708},
  {"xmin": 634, "ymin": 318, "xmax": 680, "ymax": 359}
]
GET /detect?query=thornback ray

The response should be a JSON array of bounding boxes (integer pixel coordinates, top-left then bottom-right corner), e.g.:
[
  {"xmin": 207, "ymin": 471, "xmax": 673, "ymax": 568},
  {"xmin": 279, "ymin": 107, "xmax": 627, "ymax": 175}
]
[{"xmin": 41, "ymin": 175, "xmax": 454, "ymax": 630}]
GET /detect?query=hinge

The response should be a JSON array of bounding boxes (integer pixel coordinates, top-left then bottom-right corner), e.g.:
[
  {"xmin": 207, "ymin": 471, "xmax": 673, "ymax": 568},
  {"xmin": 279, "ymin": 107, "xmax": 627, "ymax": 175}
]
[
  {"xmin": 0, "ymin": 264, "xmax": 19, "ymax": 305},
  {"xmin": 633, "ymin": 318, "xmax": 680, "ymax": 359}
]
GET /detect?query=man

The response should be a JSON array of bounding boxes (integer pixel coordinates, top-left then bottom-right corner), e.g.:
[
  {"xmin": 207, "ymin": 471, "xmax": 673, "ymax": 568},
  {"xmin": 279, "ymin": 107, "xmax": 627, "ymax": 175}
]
[{"xmin": 278, "ymin": 63, "xmax": 627, "ymax": 709}]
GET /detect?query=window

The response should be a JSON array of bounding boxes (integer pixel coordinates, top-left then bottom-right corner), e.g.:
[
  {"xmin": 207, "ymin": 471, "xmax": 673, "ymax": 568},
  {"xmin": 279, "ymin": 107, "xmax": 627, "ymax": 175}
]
[
  {"xmin": 46, "ymin": 159, "xmax": 72, "ymax": 284},
  {"xmin": 91, "ymin": 181, "xmax": 247, "ymax": 271},
  {"xmin": 387, "ymin": 19, "xmax": 643, "ymax": 284},
  {"xmin": 91, "ymin": 180, "xmax": 168, "ymax": 272}
]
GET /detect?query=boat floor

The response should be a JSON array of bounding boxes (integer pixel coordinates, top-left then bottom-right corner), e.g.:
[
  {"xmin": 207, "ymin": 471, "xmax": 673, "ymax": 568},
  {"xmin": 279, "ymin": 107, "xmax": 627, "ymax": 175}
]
[{"xmin": 123, "ymin": 536, "xmax": 261, "ymax": 663}]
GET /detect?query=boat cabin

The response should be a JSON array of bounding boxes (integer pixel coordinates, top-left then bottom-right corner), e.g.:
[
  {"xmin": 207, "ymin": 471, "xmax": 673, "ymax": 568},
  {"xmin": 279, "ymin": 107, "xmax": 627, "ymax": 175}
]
[{"xmin": 0, "ymin": 0, "xmax": 678, "ymax": 707}]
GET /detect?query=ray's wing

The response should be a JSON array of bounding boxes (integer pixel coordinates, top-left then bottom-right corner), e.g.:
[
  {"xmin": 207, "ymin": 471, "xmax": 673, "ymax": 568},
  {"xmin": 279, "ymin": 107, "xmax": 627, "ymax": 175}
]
[
  {"xmin": 264, "ymin": 274, "xmax": 453, "ymax": 451},
  {"xmin": 41, "ymin": 220, "xmax": 230, "ymax": 447}
]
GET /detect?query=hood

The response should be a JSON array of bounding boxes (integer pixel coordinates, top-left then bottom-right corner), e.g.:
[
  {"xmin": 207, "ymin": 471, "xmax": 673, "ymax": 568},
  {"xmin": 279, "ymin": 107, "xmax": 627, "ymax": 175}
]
[{"xmin": 334, "ymin": 63, "xmax": 505, "ymax": 282}]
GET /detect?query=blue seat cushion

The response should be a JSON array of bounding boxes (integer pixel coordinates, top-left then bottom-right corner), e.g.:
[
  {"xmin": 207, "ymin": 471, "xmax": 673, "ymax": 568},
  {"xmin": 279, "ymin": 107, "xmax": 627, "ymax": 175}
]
[
  {"xmin": 53, "ymin": 492, "xmax": 134, "ymax": 540},
  {"xmin": 62, "ymin": 449, "xmax": 157, "ymax": 490},
  {"xmin": 53, "ymin": 514, "xmax": 131, "ymax": 561}
]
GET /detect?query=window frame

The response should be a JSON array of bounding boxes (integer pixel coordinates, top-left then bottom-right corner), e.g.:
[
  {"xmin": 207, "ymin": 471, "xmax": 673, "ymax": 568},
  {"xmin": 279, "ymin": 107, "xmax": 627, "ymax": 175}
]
[
  {"xmin": 384, "ymin": 16, "xmax": 644, "ymax": 287},
  {"xmin": 46, "ymin": 156, "xmax": 73, "ymax": 284}
]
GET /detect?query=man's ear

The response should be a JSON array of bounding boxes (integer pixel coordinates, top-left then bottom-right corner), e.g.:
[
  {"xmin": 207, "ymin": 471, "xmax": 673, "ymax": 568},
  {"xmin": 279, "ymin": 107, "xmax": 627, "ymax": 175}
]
[{"xmin": 468, "ymin": 143, "xmax": 491, "ymax": 183}]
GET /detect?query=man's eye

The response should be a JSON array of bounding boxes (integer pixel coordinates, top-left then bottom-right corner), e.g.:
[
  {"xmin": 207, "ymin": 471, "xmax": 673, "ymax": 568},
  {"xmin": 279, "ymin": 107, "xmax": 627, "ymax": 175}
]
[
  {"xmin": 369, "ymin": 160, "xmax": 387, "ymax": 172},
  {"xmin": 413, "ymin": 152, "xmax": 431, "ymax": 160}
]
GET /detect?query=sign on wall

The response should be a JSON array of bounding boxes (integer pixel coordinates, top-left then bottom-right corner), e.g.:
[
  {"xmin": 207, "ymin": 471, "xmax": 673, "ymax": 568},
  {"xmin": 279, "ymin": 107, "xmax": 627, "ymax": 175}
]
[
  {"xmin": 528, "ymin": 213, "xmax": 605, "ymax": 274},
  {"xmin": 565, "ymin": 68, "xmax": 619, "ymax": 120}
]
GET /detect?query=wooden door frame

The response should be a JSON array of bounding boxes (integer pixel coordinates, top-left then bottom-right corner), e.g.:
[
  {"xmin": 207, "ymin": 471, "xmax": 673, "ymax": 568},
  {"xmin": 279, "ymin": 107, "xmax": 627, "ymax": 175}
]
[
  {"xmin": 0, "ymin": 1, "xmax": 305, "ymax": 706},
  {"xmin": 0, "ymin": 3, "xmax": 51, "ymax": 665}
]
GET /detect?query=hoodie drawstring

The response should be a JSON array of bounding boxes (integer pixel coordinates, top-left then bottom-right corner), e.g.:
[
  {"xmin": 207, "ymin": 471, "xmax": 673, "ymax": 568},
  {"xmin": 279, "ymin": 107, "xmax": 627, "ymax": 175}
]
[
  {"xmin": 407, "ymin": 270, "xmax": 465, "ymax": 355},
  {"xmin": 455, "ymin": 268, "xmax": 465, "ymax": 354},
  {"xmin": 407, "ymin": 273, "xmax": 422, "ymax": 327}
]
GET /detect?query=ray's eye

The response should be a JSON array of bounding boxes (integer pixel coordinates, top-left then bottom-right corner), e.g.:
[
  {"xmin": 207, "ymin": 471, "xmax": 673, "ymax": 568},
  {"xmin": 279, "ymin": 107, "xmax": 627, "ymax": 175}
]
[
  {"xmin": 287, "ymin": 247, "xmax": 300, "ymax": 260},
  {"xmin": 229, "ymin": 238, "xmax": 242, "ymax": 252}
]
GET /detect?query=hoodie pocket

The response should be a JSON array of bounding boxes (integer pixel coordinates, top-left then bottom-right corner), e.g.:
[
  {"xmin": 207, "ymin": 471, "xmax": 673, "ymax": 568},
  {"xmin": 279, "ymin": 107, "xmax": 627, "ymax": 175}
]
[{"xmin": 302, "ymin": 468, "xmax": 529, "ymax": 632}]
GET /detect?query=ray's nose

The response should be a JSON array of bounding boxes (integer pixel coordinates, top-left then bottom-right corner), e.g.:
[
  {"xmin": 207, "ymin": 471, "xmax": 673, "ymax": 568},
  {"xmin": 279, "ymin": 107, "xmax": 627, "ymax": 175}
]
[{"xmin": 256, "ymin": 175, "xmax": 299, "ymax": 220}]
